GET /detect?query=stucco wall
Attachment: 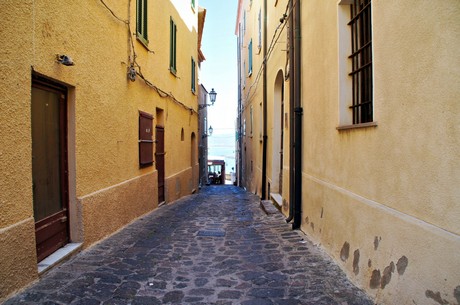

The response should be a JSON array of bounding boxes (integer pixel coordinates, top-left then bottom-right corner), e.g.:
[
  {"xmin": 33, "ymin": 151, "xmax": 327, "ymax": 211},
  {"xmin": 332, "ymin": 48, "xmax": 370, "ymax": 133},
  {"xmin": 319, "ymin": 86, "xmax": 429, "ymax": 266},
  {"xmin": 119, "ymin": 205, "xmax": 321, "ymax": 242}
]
[
  {"xmin": 0, "ymin": 2, "xmax": 38, "ymax": 301},
  {"xmin": 0, "ymin": 219, "xmax": 37, "ymax": 302},
  {"xmin": 80, "ymin": 172, "xmax": 157, "ymax": 247},
  {"xmin": 299, "ymin": 1, "xmax": 460, "ymax": 304},
  {"xmin": 1, "ymin": 0, "xmax": 200, "ymax": 300}
]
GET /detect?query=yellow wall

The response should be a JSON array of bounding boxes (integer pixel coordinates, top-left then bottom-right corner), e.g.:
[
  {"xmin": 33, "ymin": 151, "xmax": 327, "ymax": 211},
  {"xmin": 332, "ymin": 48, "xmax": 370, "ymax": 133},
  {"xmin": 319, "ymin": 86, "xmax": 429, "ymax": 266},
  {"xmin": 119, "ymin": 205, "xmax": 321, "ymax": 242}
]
[
  {"xmin": 0, "ymin": 0, "xmax": 200, "ymax": 301},
  {"xmin": 299, "ymin": 1, "xmax": 460, "ymax": 304},
  {"xmin": 238, "ymin": 0, "xmax": 460, "ymax": 304},
  {"xmin": 0, "ymin": 2, "xmax": 39, "ymax": 300},
  {"xmin": 238, "ymin": 0, "xmax": 291, "ymax": 204}
]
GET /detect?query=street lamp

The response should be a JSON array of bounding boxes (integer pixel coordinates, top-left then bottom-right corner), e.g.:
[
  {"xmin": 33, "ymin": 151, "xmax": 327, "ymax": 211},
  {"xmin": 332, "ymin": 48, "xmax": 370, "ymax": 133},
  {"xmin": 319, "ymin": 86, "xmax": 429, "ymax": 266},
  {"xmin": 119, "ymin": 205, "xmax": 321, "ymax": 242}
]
[
  {"xmin": 208, "ymin": 125, "xmax": 213, "ymax": 136},
  {"xmin": 199, "ymin": 88, "xmax": 217, "ymax": 110},
  {"xmin": 209, "ymin": 88, "xmax": 217, "ymax": 105}
]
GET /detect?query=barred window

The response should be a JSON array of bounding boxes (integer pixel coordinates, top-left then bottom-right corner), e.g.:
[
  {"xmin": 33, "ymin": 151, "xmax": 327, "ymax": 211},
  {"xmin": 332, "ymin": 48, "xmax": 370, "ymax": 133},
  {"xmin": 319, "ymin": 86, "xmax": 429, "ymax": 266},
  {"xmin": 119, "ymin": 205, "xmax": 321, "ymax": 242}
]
[{"xmin": 349, "ymin": 0, "xmax": 372, "ymax": 124}]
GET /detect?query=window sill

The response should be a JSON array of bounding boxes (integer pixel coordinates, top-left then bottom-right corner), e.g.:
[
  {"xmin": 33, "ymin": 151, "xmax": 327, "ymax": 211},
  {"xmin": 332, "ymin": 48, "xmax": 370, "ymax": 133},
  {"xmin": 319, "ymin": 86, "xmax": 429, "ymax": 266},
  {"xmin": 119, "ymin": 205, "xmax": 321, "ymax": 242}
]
[
  {"xmin": 136, "ymin": 35, "xmax": 149, "ymax": 49},
  {"xmin": 336, "ymin": 121, "xmax": 378, "ymax": 131}
]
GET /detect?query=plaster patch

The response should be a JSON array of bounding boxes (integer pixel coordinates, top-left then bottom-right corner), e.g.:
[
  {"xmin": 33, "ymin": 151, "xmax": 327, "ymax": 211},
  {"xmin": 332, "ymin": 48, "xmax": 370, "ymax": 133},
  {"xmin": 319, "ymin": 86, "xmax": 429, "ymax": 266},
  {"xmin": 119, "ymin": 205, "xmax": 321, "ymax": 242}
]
[
  {"xmin": 353, "ymin": 249, "xmax": 360, "ymax": 275},
  {"xmin": 396, "ymin": 255, "xmax": 408, "ymax": 275},
  {"xmin": 425, "ymin": 290, "xmax": 448, "ymax": 305},
  {"xmin": 374, "ymin": 236, "xmax": 381, "ymax": 250},
  {"xmin": 454, "ymin": 286, "xmax": 460, "ymax": 304},
  {"xmin": 370, "ymin": 270, "xmax": 381, "ymax": 289},
  {"xmin": 340, "ymin": 242, "xmax": 350, "ymax": 262},
  {"xmin": 381, "ymin": 262, "xmax": 395, "ymax": 289}
]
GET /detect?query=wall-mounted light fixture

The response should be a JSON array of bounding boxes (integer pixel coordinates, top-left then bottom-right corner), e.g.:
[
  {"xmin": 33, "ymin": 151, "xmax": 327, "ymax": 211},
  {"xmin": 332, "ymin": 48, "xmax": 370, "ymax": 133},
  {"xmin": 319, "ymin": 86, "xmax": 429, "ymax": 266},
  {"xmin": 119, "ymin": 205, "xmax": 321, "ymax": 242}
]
[
  {"xmin": 56, "ymin": 54, "xmax": 75, "ymax": 66},
  {"xmin": 199, "ymin": 88, "xmax": 217, "ymax": 110},
  {"xmin": 128, "ymin": 65, "xmax": 136, "ymax": 81},
  {"xmin": 208, "ymin": 125, "xmax": 213, "ymax": 136}
]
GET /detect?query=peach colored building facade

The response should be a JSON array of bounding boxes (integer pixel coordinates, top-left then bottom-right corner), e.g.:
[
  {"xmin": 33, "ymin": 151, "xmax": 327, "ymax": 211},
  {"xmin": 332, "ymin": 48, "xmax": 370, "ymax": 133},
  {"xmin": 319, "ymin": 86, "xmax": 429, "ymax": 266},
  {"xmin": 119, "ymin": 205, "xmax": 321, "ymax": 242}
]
[{"xmin": 236, "ymin": 0, "xmax": 460, "ymax": 304}]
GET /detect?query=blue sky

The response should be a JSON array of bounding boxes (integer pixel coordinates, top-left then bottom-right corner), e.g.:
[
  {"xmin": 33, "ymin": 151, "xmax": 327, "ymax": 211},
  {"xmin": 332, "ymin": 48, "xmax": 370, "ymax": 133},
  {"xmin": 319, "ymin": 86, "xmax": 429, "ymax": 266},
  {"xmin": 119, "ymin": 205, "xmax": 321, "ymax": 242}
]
[{"xmin": 199, "ymin": 0, "xmax": 238, "ymax": 136}]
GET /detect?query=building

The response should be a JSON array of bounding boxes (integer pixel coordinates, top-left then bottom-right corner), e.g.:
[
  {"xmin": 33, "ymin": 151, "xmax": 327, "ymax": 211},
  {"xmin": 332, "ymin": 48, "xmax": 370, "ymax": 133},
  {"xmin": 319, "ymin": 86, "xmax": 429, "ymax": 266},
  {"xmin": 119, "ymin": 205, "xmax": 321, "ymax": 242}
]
[
  {"xmin": 236, "ymin": 0, "xmax": 460, "ymax": 304},
  {"xmin": 198, "ymin": 84, "xmax": 210, "ymax": 186},
  {"xmin": 0, "ymin": 0, "xmax": 205, "ymax": 301}
]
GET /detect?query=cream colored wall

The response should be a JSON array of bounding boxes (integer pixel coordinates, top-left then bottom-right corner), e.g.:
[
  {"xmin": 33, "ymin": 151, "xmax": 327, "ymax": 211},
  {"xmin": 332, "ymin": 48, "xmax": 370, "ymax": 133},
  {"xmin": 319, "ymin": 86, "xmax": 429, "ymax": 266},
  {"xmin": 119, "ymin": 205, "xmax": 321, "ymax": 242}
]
[
  {"xmin": 266, "ymin": 0, "xmax": 290, "ymax": 199},
  {"xmin": 0, "ymin": 0, "xmax": 199, "ymax": 301},
  {"xmin": 300, "ymin": 1, "xmax": 460, "ymax": 304}
]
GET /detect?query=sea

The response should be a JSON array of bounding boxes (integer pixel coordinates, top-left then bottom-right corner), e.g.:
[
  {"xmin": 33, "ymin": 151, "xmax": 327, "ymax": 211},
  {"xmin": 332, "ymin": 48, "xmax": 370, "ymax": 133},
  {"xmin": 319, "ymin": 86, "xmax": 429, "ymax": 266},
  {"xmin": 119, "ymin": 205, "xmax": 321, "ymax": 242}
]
[{"xmin": 208, "ymin": 131, "xmax": 236, "ymax": 175}]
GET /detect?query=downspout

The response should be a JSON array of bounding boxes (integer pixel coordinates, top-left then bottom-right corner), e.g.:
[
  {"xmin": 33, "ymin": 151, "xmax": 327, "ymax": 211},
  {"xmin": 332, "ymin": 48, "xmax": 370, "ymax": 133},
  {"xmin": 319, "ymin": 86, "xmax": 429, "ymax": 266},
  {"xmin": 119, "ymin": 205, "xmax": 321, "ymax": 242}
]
[
  {"xmin": 237, "ymin": 24, "xmax": 243, "ymax": 187},
  {"xmin": 261, "ymin": 0, "xmax": 268, "ymax": 200},
  {"xmin": 292, "ymin": 0, "xmax": 302, "ymax": 229},
  {"xmin": 286, "ymin": 0, "xmax": 295, "ymax": 223}
]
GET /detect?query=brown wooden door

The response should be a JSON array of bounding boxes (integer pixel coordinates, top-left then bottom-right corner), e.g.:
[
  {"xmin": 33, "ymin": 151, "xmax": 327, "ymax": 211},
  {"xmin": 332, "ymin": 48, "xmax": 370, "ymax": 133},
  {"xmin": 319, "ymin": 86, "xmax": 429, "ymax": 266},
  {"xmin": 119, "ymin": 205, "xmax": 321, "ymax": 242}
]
[
  {"xmin": 31, "ymin": 79, "xmax": 69, "ymax": 262},
  {"xmin": 155, "ymin": 126, "xmax": 165, "ymax": 203}
]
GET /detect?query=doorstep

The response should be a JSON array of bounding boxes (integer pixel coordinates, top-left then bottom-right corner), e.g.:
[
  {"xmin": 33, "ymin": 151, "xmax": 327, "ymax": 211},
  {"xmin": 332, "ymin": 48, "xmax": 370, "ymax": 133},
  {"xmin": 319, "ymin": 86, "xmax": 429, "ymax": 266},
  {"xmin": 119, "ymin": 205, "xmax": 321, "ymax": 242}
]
[
  {"xmin": 270, "ymin": 193, "xmax": 283, "ymax": 207},
  {"xmin": 38, "ymin": 243, "xmax": 83, "ymax": 274}
]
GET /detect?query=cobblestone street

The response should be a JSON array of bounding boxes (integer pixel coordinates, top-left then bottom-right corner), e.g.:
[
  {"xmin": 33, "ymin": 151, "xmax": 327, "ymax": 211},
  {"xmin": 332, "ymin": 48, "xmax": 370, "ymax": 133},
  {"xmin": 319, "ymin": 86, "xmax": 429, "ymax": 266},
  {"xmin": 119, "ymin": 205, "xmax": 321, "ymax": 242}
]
[{"xmin": 5, "ymin": 186, "xmax": 374, "ymax": 305}]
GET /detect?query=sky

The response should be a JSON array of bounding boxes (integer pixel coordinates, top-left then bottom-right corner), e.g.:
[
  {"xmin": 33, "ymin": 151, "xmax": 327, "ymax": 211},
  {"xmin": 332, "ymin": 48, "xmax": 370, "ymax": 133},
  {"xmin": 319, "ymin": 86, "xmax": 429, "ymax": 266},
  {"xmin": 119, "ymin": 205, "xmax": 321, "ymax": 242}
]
[{"xmin": 198, "ymin": 0, "xmax": 238, "ymax": 136}]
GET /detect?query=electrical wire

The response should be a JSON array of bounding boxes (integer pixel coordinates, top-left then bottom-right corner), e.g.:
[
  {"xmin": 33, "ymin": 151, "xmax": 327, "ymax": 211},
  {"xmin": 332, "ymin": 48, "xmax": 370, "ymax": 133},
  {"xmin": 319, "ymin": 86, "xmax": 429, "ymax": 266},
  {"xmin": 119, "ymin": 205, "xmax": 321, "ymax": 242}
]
[
  {"xmin": 240, "ymin": 0, "xmax": 294, "ymax": 113},
  {"xmin": 99, "ymin": 0, "xmax": 196, "ymax": 115}
]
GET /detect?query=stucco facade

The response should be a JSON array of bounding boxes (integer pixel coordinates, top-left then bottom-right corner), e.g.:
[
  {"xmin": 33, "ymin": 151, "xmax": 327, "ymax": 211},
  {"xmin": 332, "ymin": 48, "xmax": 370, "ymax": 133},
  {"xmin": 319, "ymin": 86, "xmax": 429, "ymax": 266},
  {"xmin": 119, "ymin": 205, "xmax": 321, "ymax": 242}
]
[
  {"xmin": 236, "ymin": 0, "xmax": 460, "ymax": 304},
  {"xmin": 0, "ymin": 0, "xmax": 202, "ymax": 301}
]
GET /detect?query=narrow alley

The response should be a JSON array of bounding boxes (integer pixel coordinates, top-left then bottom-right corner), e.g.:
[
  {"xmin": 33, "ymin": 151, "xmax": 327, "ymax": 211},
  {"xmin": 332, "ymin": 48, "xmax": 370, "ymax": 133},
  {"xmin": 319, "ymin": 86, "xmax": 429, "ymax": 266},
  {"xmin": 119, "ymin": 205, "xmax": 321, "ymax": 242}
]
[{"xmin": 5, "ymin": 186, "xmax": 373, "ymax": 305}]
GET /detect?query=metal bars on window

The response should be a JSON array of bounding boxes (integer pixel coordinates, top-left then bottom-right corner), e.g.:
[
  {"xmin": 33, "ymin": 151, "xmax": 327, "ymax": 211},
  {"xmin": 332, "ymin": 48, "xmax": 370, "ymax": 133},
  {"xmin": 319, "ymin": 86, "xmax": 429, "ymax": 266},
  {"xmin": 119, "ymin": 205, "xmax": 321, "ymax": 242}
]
[{"xmin": 348, "ymin": 0, "xmax": 372, "ymax": 124}]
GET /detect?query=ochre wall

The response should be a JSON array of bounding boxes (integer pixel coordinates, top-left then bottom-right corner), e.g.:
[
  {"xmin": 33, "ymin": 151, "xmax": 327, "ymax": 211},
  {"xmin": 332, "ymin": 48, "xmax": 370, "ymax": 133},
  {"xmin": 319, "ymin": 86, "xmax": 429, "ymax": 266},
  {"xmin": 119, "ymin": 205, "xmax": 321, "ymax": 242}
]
[
  {"xmin": 0, "ymin": 2, "xmax": 39, "ymax": 301},
  {"xmin": 0, "ymin": 0, "xmax": 199, "ymax": 301},
  {"xmin": 299, "ymin": 1, "xmax": 460, "ymax": 304}
]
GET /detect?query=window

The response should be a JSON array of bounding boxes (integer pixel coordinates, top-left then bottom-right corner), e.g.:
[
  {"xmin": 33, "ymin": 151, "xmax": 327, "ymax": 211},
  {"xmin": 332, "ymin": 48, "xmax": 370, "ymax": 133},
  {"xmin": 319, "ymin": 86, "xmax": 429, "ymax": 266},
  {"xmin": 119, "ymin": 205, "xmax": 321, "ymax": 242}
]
[
  {"xmin": 248, "ymin": 39, "xmax": 253, "ymax": 76},
  {"xmin": 191, "ymin": 57, "xmax": 196, "ymax": 93},
  {"xmin": 136, "ymin": 0, "xmax": 148, "ymax": 45},
  {"xmin": 139, "ymin": 111, "xmax": 153, "ymax": 167},
  {"xmin": 349, "ymin": 0, "xmax": 373, "ymax": 124},
  {"xmin": 170, "ymin": 17, "xmax": 177, "ymax": 75}
]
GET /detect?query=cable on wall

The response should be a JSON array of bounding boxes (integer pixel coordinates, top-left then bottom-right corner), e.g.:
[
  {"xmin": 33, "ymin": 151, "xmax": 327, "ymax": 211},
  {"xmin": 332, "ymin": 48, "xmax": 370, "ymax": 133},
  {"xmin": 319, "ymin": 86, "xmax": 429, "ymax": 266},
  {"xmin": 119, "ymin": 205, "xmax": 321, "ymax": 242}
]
[
  {"xmin": 240, "ymin": 0, "xmax": 294, "ymax": 113},
  {"xmin": 99, "ymin": 0, "xmax": 197, "ymax": 115}
]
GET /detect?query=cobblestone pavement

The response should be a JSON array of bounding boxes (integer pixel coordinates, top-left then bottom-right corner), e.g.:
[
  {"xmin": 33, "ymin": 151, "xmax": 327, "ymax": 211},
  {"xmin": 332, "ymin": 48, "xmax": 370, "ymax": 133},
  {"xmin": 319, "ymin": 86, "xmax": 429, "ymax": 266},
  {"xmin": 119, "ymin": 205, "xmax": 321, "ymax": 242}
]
[{"xmin": 5, "ymin": 186, "xmax": 374, "ymax": 305}]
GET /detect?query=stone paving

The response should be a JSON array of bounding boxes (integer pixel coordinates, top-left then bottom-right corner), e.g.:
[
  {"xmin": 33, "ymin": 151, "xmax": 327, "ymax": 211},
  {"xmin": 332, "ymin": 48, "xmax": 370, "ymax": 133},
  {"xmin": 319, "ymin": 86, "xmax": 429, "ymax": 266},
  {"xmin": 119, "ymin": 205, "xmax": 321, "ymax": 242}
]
[{"xmin": 4, "ymin": 186, "xmax": 374, "ymax": 305}]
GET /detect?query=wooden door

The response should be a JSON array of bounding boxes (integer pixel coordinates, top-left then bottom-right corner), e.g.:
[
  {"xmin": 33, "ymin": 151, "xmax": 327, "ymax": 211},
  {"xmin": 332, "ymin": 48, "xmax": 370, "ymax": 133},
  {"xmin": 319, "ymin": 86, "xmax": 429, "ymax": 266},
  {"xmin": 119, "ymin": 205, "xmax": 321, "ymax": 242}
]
[
  {"xmin": 31, "ymin": 79, "xmax": 69, "ymax": 262},
  {"xmin": 155, "ymin": 126, "xmax": 165, "ymax": 203}
]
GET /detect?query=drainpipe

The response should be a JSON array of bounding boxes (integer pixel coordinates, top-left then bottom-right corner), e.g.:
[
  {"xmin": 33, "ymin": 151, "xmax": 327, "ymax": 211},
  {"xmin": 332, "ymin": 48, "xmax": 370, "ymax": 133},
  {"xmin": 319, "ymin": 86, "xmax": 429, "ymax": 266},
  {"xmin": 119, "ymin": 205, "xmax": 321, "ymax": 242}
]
[
  {"xmin": 292, "ymin": 0, "xmax": 302, "ymax": 230},
  {"xmin": 286, "ymin": 0, "xmax": 295, "ymax": 224},
  {"xmin": 286, "ymin": 0, "xmax": 302, "ymax": 228},
  {"xmin": 237, "ymin": 24, "xmax": 243, "ymax": 187},
  {"xmin": 261, "ymin": 0, "xmax": 268, "ymax": 200}
]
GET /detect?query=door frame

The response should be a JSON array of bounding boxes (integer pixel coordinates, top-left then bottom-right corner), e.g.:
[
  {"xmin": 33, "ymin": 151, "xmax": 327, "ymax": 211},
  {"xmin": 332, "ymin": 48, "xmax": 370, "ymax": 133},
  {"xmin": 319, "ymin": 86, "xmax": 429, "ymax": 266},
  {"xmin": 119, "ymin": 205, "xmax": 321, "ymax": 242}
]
[
  {"xmin": 32, "ymin": 74, "xmax": 70, "ymax": 262},
  {"xmin": 155, "ymin": 126, "xmax": 165, "ymax": 204}
]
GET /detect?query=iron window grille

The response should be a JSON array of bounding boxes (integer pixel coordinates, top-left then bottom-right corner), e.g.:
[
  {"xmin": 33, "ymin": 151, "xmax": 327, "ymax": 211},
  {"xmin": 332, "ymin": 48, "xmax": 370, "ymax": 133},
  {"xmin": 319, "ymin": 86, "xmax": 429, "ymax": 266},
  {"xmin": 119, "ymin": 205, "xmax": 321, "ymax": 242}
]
[{"xmin": 348, "ymin": 0, "xmax": 373, "ymax": 124}]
